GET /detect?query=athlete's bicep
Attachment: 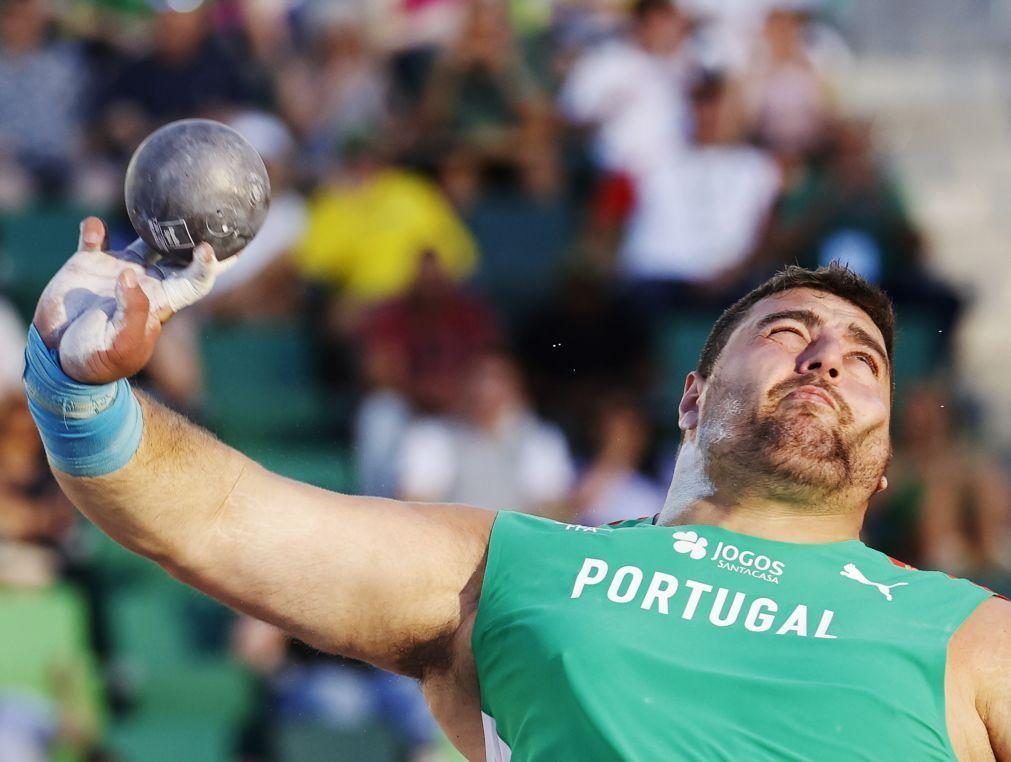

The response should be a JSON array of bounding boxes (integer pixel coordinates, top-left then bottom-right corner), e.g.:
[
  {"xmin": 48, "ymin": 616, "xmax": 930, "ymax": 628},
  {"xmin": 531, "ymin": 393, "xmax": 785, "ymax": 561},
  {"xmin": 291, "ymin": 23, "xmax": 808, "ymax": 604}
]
[
  {"xmin": 181, "ymin": 461, "xmax": 496, "ymax": 676},
  {"xmin": 966, "ymin": 598, "xmax": 1011, "ymax": 755}
]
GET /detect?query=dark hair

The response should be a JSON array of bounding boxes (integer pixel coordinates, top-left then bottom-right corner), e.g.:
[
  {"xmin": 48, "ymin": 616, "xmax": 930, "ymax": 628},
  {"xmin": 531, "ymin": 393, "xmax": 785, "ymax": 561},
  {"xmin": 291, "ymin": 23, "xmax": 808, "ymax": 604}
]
[
  {"xmin": 697, "ymin": 263, "xmax": 895, "ymax": 381},
  {"xmin": 633, "ymin": 0, "xmax": 676, "ymax": 22}
]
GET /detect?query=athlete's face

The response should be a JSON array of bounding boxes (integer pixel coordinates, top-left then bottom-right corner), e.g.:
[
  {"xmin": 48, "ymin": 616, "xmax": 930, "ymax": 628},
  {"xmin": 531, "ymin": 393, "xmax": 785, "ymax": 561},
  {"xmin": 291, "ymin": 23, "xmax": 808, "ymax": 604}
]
[{"xmin": 682, "ymin": 289, "xmax": 892, "ymax": 504}]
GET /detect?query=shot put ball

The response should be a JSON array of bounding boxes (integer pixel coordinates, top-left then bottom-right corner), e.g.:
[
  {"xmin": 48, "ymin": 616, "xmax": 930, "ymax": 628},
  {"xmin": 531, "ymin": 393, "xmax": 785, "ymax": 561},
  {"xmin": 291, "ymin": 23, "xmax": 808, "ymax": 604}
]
[{"xmin": 124, "ymin": 118, "xmax": 271, "ymax": 263}]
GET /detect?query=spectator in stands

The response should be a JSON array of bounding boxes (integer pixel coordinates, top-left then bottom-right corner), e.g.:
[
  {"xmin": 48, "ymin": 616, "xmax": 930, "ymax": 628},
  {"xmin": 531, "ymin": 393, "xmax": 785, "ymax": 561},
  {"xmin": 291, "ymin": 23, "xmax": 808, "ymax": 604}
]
[
  {"xmin": 398, "ymin": 351, "xmax": 575, "ymax": 518},
  {"xmin": 374, "ymin": 0, "xmax": 469, "ymax": 112},
  {"xmin": 232, "ymin": 615, "xmax": 442, "ymax": 762},
  {"xmin": 96, "ymin": 4, "xmax": 257, "ymax": 159},
  {"xmin": 0, "ymin": 0, "xmax": 90, "ymax": 205},
  {"xmin": 0, "ymin": 298, "xmax": 73, "ymax": 547},
  {"xmin": 868, "ymin": 383, "xmax": 1011, "ymax": 589},
  {"xmin": 739, "ymin": 2, "xmax": 836, "ymax": 160},
  {"xmin": 419, "ymin": 1, "xmax": 557, "ymax": 199},
  {"xmin": 293, "ymin": 137, "xmax": 477, "ymax": 311},
  {"xmin": 275, "ymin": 3, "xmax": 389, "ymax": 180},
  {"xmin": 755, "ymin": 118, "xmax": 917, "ymax": 280},
  {"xmin": 0, "ymin": 394, "xmax": 75, "ymax": 549},
  {"xmin": 618, "ymin": 72, "xmax": 781, "ymax": 305},
  {"xmin": 573, "ymin": 396, "xmax": 665, "ymax": 527},
  {"xmin": 559, "ymin": 0, "xmax": 692, "ymax": 177},
  {"xmin": 356, "ymin": 250, "xmax": 499, "ymax": 496},
  {"xmin": 0, "ymin": 296, "xmax": 99, "ymax": 762},
  {"xmin": 0, "ymin": 296, "xmax": 25, "ymax": 395}
]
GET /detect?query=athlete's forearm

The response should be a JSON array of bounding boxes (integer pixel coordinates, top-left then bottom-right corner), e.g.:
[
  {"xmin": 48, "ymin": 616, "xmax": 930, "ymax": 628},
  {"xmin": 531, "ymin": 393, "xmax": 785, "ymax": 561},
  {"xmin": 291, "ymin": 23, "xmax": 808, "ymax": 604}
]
[
  {"xmin": 51, "ymin": 390, "xmax": 495, "ymax": 673},
  {"xmin": 52, "ymin": 392, "xmax": 246, "ymax": 572}
]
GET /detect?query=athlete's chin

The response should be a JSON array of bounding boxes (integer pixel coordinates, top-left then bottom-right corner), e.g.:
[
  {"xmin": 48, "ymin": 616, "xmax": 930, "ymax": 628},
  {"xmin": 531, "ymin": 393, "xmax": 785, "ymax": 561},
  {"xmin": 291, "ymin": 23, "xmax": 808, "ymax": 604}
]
[{"xmin": 762, "ymin": 412, "xmax": 850, "ymax": 489}]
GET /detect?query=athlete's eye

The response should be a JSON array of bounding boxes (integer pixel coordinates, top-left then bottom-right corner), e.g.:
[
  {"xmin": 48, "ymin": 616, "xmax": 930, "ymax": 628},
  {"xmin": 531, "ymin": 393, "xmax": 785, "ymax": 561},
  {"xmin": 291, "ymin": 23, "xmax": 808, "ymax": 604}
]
[
  {"xmin": 852, "ymin": 352, "xmax": 880, "ymax": 376},
  {"xmin": 769, "ymin": 326, "xmax": 806, "ymax": 340}
]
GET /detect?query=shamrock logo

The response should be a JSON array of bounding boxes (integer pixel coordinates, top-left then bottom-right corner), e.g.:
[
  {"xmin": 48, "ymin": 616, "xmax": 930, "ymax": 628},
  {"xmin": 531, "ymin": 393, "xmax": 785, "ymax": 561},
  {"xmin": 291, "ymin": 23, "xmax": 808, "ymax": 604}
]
[{"xmin": 672, "ymin": 530, "xmax": 708, "ymax": 560}]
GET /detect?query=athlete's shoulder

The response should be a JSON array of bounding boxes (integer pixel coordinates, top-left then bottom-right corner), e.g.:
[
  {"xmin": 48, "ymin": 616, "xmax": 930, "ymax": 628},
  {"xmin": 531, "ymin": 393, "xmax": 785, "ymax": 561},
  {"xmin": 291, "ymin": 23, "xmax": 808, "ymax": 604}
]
[
  {"xmin": 949, "ymin": 596, "xmax": 1011, "ymax": 712},
  {"xmin": 855, "ymin": 543, "xmax": 1004, "ymax": 601}
]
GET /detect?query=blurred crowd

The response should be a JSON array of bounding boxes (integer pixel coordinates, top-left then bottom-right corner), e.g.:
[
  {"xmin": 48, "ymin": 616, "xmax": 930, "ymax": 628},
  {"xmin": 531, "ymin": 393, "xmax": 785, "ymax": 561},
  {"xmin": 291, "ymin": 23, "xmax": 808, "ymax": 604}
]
[{"xmin": 0, "ymin": 0, "xmax": 1009, "ymax": 760}]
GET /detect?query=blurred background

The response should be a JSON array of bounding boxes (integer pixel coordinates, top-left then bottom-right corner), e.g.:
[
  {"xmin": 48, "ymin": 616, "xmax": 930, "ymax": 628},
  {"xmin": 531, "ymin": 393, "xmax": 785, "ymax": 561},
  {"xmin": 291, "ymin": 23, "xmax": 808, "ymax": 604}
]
[{"xmin": 0, "ymin": 0, "xmax": 1009, "ymax": 759}]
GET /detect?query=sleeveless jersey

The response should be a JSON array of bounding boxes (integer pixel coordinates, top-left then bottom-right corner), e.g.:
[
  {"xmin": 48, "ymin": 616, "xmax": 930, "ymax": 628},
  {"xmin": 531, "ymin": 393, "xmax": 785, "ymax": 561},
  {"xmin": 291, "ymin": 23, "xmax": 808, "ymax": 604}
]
[{"xmin": 471, "ymin": 512, "xmax": 993, "ymax": 761}]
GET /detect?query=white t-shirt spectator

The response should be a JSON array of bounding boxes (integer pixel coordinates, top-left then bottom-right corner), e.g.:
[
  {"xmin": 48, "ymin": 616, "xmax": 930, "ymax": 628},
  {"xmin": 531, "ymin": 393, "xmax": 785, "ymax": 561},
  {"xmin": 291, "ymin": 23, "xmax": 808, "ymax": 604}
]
[
  {"xmin": 559, "ymin": 40, "xmax": 691, "ymax": 175},
  {"xmin": 576, "ymin": 471, "xmax": 665, "ymax": 528},
  {"xmin": 620, "ymin": 145, "xmax": 780, "ymax": 283},
  {"xmin": 0, "ymin": 299, "xmax": 26, "ymax": 397},
  {"xmin": 398, "ymin": 412, "xmax": 575, "ymax": 513}
]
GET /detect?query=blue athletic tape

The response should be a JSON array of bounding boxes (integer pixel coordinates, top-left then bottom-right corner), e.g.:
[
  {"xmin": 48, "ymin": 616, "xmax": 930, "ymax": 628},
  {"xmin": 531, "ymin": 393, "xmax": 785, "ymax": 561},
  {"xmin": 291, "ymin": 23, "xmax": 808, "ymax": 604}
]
[{"xmin": 22, "ymin": 324, "xmax": 144, "ymax": 476}]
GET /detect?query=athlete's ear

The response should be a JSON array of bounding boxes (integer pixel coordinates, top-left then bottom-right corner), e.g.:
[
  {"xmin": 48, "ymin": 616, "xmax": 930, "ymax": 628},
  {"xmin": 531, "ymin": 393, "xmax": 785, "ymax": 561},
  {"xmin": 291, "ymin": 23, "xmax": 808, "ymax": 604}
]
[{"xmin": 678, "ymin": 371, "xmax": 704, "ymax": 432}]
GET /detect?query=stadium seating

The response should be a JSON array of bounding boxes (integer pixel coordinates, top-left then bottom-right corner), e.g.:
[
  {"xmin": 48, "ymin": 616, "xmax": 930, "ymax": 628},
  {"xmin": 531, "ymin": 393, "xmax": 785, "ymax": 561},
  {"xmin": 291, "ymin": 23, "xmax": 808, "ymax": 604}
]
[
  {"xmin": 276, "ymin": 720, "xmax": 400, "ymax": 762},
  {"xmin": 106, "ymin": 716, "xmax": 235, "ymax": 762},
  {"xmin": 465, "ymin": 196, "xmax": 574, "ymax": 323},
  {"xmin": 0, "ymin": 583, "xmax": 105, "ymax": 762},
  {"xmin": 199, "ymin": 320, "xmax": 332, "ymax": 441},
  {"xmin": 199, "ymin": 320, "xmax": 357, "ymax": 493},
  {"xmin": 0, "ymin": 205, "xmax": 99, "ymax": 319}
]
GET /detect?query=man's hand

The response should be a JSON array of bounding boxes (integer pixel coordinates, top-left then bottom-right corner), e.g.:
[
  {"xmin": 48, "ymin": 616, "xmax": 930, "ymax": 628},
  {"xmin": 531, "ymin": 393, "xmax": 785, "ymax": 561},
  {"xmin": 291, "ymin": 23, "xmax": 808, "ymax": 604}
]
[{"xmin": 33, "ymin": 217, "xmax": 228, "ymax": 384}]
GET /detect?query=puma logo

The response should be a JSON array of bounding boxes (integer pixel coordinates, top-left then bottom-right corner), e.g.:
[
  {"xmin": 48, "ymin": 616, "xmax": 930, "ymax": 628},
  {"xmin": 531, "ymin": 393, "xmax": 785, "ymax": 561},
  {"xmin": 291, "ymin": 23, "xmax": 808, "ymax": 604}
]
[{"xmin": 840, "ymin": 563, "xmax": 909, "ymax": 601}]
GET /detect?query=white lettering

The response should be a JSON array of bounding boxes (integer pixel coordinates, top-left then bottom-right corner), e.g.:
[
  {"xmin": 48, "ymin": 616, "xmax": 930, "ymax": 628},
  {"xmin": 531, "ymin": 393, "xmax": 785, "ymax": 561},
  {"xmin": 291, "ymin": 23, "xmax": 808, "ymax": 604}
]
[
  {"xmin": 771, "ymin": 560, "xmax": 785, "ymax": 576},
  {"xmin": 569, "ymin": 559, "xmax": 835, "ymax": 639},
  {"xmin": 607, "ymin": 566, "xmax": 644, "ymax": 603},
  {"xmin": 739, "ymin": 550, "xmax": 755, "ymax": 565},
  {"xmin": 681, "ymin": 580, "xmax": 713, "ymax": 620},
  {"xmin": 814, "ymin": 610, "xmax": 838, "ymax": 640},
  {"xmin": 744, "ymin": 597, "xmax": 778, "ymax": 632},
  {"xmin": 709, "ymin": 589, "xmax": 747, "ymax": 626},
  {"xmin": 641, "ymin": 572, "xmax": 679, "ymax": 614},
  {"xmin": 776, "ymin": 605, "xmax": 809, "ymax": 637},
  {"xmin": 710, "ymin": 541, "xmax": 724, "ymax": 560},
  {"xmin": 571, "ymin": 558, "xmax": 608, "ymax": 598},
  {"xmin": 723, "ymin": 545, "xmax": 740, "ymax": 562},
  {"xmin": 754, "ymin": 555, "xmax": 771, "ymax": 571}
]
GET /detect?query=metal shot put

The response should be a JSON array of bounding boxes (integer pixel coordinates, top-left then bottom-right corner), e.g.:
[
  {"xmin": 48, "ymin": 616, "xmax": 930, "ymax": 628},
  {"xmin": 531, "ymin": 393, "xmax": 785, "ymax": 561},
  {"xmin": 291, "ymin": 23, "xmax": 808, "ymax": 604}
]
[
  {"xmin": 125, "ymin": 119, "xmax": 270, "ymax": 264},
  {"xmin": 19, "ymin": 118, "xmax": 1011, "ymax": 759}
]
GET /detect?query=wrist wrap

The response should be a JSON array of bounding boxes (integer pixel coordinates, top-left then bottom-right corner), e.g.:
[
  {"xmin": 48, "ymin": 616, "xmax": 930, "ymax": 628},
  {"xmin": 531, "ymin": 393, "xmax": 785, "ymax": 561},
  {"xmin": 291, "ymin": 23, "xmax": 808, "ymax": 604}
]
[{"xmin": 23, "ymin": 325, "xmax": 144, "ymax": 477}]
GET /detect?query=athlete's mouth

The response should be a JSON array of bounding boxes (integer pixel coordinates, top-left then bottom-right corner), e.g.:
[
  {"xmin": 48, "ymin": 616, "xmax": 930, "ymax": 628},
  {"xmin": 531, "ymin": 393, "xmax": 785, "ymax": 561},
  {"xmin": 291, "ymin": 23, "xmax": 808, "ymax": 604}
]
[{"xmin": 786, "ymin": 385, "xmax": 837, "ymax": 411}]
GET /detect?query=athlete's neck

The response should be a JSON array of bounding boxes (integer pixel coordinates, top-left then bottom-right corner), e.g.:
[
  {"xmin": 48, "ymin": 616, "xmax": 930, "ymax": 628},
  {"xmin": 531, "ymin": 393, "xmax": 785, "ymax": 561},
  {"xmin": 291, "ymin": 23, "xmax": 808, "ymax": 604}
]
[
  {"xmin": 657, "ymin": 440, "xmax": 865, "ymax": 544},
  {"xmin": 657, "ymin": 497, "xmax": 864, "ymax": 544}
]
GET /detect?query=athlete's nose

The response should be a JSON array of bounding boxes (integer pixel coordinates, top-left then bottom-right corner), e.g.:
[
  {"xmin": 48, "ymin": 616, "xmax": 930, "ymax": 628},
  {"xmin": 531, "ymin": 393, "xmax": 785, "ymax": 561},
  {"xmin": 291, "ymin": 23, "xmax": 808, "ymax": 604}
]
[{"xmin": 797, "ymin": 335, "xmax": 843, "ymax": 383}]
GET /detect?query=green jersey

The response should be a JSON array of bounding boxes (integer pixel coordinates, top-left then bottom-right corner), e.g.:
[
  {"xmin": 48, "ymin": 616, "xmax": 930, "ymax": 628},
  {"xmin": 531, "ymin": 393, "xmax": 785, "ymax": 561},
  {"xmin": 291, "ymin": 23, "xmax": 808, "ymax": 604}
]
[{"xmin": 472, "ymin": 512, "xmax": 993, "ymax": 761}]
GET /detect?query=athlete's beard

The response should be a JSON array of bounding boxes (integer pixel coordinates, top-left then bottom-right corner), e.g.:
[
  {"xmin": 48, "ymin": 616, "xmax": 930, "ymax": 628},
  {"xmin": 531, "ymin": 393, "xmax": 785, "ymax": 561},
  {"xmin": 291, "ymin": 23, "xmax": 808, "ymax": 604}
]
[{"xmin": 698, "ymin": 374, "xmax": 888, "ymax": 507}]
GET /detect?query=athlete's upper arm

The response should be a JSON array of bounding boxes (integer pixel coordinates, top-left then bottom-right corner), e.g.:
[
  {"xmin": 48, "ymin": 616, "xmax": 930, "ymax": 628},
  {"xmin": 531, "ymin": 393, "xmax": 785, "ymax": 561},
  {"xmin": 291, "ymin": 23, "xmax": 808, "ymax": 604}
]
[
  {"xmin": 965, "ymin": 597, "xmax": 1011, "ymax": 754},
  {"xmin": 181, "ymin": 461, "xmax": 496, "ymax": 676}
]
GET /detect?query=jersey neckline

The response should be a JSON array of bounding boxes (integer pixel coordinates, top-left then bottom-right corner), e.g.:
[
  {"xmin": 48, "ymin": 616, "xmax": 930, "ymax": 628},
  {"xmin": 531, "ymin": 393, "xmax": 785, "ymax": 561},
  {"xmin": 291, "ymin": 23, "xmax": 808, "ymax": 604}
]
[{"xmin": 646, "ymin": 516, "xmax": 865, "ymax": 550}]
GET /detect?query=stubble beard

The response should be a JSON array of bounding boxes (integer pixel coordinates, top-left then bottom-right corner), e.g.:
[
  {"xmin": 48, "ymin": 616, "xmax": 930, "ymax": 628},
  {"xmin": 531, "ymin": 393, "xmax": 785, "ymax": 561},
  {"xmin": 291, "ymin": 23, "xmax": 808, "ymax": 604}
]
[{"xmin": 699, "ymin": 376, "xmax": 886, "ymax": 507}]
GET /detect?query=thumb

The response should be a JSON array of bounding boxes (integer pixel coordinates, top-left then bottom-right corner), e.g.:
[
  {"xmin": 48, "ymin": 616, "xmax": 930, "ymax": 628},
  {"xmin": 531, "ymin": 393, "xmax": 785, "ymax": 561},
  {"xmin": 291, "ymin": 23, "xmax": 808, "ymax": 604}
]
[{"xmin": 159, "ymin": 243, "xmax": 219, "ymax": 318}]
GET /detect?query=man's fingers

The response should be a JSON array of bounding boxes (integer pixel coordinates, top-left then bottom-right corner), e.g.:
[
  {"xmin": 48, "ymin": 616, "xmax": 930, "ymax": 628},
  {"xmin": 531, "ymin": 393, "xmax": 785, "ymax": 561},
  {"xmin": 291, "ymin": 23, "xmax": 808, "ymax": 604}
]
[
  {"xmin": 77, "ymin": 217, "xmax": 107, "ymax": 254},
  {"xmin": 106, "ymin": 269, "xmax": 158, "ymax": 376},
  {"xmin": 160, "ymin": 243, "xmax": 220, "ymax": 315}
]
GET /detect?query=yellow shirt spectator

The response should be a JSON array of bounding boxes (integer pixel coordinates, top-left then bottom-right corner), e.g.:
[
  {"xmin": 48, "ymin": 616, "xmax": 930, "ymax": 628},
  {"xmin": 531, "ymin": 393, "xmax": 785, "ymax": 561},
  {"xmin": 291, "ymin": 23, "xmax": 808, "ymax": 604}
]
[{"xmin": 295, "ymin": 168, "xmax": 478, "ymax": 303}]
